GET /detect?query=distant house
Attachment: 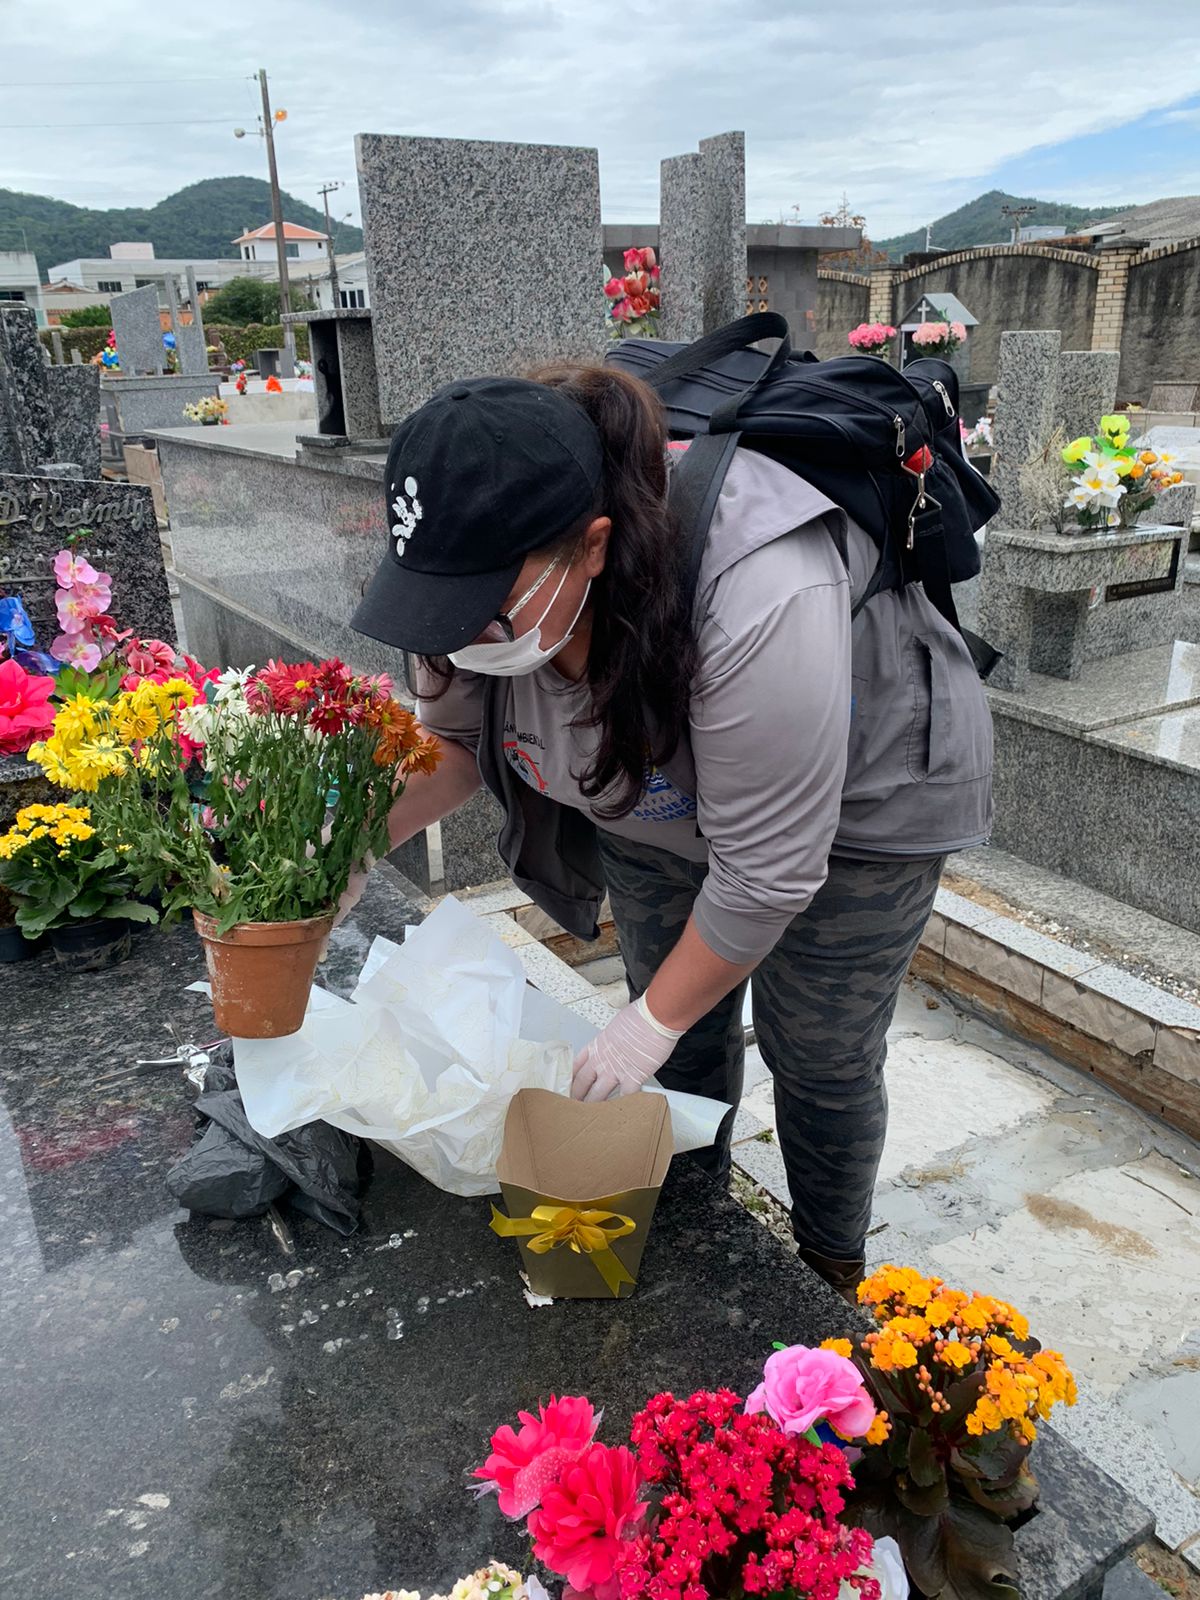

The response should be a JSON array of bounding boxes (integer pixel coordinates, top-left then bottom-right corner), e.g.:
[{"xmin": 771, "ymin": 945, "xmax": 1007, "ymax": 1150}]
[
  {"xmin": 233, "ymin": 221, "xmax": 330, "ymax": 264},
  {"xmin": 300, "ymin": 252, "xmax": 370, "ymax": 311},
  {"xmin": 49, "ymin": 241, "xmax": 277, "ymax": 310},
  {"xmin": 0, "ymin": 250, "xmax": 45, "ymax": 325},
  {"xmin": 1079, "ymin": 196, "xmax": 1200, "ymax": 246}
]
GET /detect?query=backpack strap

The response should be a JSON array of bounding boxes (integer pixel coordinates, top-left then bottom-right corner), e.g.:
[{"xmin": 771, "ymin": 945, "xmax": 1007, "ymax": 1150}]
[
  {"xmin": 669, "ymin": 430, "xmax": 743, "ymax": 620},
  {"xmin": 909, "ymin": 500, "xmax": 1002, "ymax": 680}
]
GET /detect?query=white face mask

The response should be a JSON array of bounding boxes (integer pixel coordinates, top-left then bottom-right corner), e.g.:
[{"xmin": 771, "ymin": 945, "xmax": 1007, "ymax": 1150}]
[{"xmin": 448, "ymin": 558, "xmax": 591, "ymax": 677}]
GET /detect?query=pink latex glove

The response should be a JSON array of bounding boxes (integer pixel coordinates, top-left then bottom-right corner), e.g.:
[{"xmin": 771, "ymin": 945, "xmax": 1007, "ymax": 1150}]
[{"xmin": 571, "ymin": 993, "xmax": 685, "ymax": 1103}]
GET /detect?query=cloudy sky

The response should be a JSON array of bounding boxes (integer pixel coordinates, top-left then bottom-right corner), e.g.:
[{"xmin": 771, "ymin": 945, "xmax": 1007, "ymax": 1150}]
[{"xmin": 6, "ymin": 0, "xmax": 1200, "ymax": 238}]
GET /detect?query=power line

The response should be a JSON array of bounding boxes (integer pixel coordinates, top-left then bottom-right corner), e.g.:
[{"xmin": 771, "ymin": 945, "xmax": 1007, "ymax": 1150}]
[
  {"xmin": 0, "ymin": 75, "xmax": 253, "ymax": 87},
  {"xmin": 0, "ymin": 117, "xmax": 242, "ymax": 130}
]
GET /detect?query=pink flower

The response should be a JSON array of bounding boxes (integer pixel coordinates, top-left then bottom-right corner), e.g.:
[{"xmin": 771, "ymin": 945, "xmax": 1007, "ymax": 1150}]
[
  {"xmin": 623, "ymin": 247, "xmax": 644, "ymax": 272},
  {"xmin": 0, "ymin": 657, "xmax": 56, "ymax": 754},
  {"xmin": 125, "ymin": 638, "xmax": 177, "ymax": 679},
  {"xmin": 912, "ymin": 322, "xmax": 950, "ymax": 348},
  {"xmin": 52, "ymin": 550, "xmax": 100, "ymax": 588},
  {"xmin": 50, "ymin": 633, "xmax": 101, "ymax": 672},
  {"xmin": 603, "ymin": 276, "xmax": 625, "ymax": 300},
  {"xmin": 528, "ymin": 1443, "xmax": 646, "ymax": 1595},
  {"xmin": 951, "ymin": 321, "xmax": 967, "ymax": 341},
  {"xmin": 745, "ymin": 1344, "xmax": 877, "ymax": 1439},
  {"xmin": 475, "ymin": 1395, "xmax": 598, "ymax": 1519}
]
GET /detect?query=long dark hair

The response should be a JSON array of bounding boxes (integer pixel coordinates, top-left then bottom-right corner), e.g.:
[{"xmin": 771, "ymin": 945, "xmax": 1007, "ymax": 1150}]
[{"xmin": 418, "ymin": 363, "xmax": 697, "ymax": 819}]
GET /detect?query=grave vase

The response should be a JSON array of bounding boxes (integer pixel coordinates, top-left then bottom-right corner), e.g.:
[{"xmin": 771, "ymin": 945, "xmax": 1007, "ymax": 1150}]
[{"xmin": 193, "ymin": 910, "xmax": 335, "ymax": 1038}]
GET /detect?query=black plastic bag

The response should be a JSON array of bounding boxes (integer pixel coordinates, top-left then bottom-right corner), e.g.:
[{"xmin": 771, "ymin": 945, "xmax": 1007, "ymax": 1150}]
[{"xmin": 167, "ymin": 1058, "xmax": 367, "ymax": 1235}]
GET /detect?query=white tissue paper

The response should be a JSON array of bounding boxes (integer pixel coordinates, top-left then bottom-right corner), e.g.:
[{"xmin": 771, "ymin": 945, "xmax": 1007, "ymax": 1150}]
[{"xmin": 230, "ymin": 895, "xmax": 729, "ymax": 1197}]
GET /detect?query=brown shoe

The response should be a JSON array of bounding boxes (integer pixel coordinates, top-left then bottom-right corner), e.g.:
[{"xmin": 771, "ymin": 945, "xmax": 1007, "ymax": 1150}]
[{"xmin": 796, "ymin": 1245, "xmax": 865, "ymax": 1307}]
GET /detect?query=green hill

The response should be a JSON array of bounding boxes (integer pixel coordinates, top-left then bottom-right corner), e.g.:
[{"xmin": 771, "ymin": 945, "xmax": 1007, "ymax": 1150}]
[
  {"xmin": 877, "ymin": 189, "xmax": 1128, "ymax": 261},
  {"xmin": 0, "ymin": 177, "xmax": 363, "ymax": 274}
]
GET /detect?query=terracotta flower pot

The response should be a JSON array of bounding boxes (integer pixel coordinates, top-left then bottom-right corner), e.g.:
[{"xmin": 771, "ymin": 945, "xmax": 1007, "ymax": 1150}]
[{"xmin": 193, "ymin": 910, "xmax": 334, "ymax": 1038}]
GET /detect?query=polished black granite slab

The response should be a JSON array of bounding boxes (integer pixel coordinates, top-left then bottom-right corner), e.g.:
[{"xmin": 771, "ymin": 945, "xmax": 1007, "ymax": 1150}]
[{"xmin": 0, "ymin": 869, "xmax": 1151, "ymax": 1599}]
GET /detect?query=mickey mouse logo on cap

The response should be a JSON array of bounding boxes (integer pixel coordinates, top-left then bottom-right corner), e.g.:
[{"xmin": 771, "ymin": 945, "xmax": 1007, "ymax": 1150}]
[{"xmin": 391, "ymin": 475, "xmax": 423, "ymax": 559}]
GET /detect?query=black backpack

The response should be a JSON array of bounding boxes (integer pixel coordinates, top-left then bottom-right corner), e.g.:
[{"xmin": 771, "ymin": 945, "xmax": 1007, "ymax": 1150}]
[{"xmin": 604, "ymin": 311, "xmax": 1000, "ymax": 678}]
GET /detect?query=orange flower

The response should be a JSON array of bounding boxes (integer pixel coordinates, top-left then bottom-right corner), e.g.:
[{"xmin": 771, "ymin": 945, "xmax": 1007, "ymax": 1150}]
[
  {"xmin": 935, "ymin": 1340, "xmax": 975, "ymax": 1371},
  {"xmin": 1128, "ymin": 462, "xmax": 1145, "ymax": 479},
  {"xmin": 820, "ymin": 1338, "xmax": 854, "ymax": 1359},
  {"xmin": 401, "ymin": 736, "xmax": 443, "ymax": 778},
  {"xmin": 865, "ymin": 1410, "xmax": 891, "ymax": 1446}
]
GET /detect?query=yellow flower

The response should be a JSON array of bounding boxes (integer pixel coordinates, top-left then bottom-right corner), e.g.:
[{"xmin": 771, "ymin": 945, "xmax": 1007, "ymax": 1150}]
[
  {"xmin": 0, "ymin": 831, "xmax": 31, "ymax": 859},
  {"xmin": 821, "ymin": 1338, "xmax": 854, "ymax": 1359},
  {"xmin": 958, "ymin": 1297, "xmax": 993, "ymax": 1333},
  {"xmin": 865, "ymin": 1410, "xmax": 892, "ymax": 1446},
  {"xmin": 936, "ymin": 1340, "xmax": 976, "ymax": 1371},
  {"xmin": 1062, "ymin": 436, "xmax": 1093, "ymax": 464},
  {"xmin": 71, "ymin": 736, "xmax": 129, "ymax": 788},
  {"xmin": 28, "ymin": 738, "xmax": 79, "ymax": 789},
  {"xmin": 1100, "ymin": 413, "xmax": 1130, "ymax": 442},
  {"xmin": 114, "ymin": 696, "xmax": 162, "ymax": 744},
  {"xmin": 966, "ymin": 1395, "xmax": 1004, "ymax": 1436}
]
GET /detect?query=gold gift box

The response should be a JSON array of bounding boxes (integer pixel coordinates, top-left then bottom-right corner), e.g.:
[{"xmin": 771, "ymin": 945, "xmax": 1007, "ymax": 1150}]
[{"xmin": 490, "ymin": 1088, "xmax": 673, "ymax": 1299}]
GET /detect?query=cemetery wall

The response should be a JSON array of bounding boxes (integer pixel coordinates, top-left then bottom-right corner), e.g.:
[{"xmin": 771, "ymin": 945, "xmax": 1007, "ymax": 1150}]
[
  {"xmin": 885, "ymin": 247, "xmax": 1099, "ymax": 386},
  {"xmin": 1118, "ymin": 239, "xmax": 1200, "ymax": 403},
  {"xmin": 814, "ymin": 270, "xmax": 869, "ymax": 359}
]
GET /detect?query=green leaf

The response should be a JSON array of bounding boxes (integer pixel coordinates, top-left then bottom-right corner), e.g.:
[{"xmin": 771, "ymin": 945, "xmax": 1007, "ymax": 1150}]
[
  {"xmin": 908, "ymin": 1424, "xmax": 945, "ymax": 1488},
  {"xmin": 103, "ymin": 900, "xmax": 159, "ymax": 925},
  {"xmin": 942, "ymin": 1370, "xmax": 988, "ymax": 1431},
  {"xmin": 896, "ymin": 1468, "xmax": 950, "ymax": 1517},
  {"xmin": 960, "ymin": 1462, "xmax": 1039, "ymax": 1521}
]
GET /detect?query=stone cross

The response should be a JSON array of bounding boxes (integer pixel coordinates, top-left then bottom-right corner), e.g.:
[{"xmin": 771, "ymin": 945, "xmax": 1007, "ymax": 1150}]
[
  {"xmin": 659, "ymin": 131, "xmax": 747, "ymax": 341},
  {"xmin": 355, "ymin": 133, "xmax": 607, "ymax": 427}
]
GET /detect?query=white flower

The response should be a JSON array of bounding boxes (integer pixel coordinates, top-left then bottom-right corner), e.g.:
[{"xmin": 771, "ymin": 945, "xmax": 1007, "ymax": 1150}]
[
  {"xmin": 213, "ymin": 665, "xmax": 255, "ymax": 706},
  {"xmin": 838, "ymin": 1536, "xmax": 909, "ymax": 1600}
]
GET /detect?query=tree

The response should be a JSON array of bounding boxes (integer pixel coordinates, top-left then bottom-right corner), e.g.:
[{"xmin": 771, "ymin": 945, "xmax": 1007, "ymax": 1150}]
[
  {"xmin": 816, "ymin": 194, "xmax": 889, "ymax": 275},
  {"xmin": 200, "ymin": 276, "xmax": 311, "ymax": 325},
  {"xmin": 58, "ymin": 304, "xmax": 112, "ymax": 328}
]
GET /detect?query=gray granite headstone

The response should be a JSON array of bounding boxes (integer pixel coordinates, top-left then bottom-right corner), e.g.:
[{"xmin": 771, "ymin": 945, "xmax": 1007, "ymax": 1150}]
[
  {"xmin": 356, "ymin": 133, "xmax": 606, "ymax": 426},
  {"xmin": 700, "ymin": 131, "xmax": 747, "ymax": 331},
  {"xmin": 49, "ymin": 329, "xmax": 64, "ymax": 366},
  {"xmin": 659, "ymin": 152, "xmax": 706, "ymax": 341},
  {"xmin": 70, "ymin": 348, "xmax": 83, "ymax": 366},
  {"xmin": 185, "ymin": 268, "xmax": 209, "ymax": 371},
  {"xmin": 45, "ymin": 367, "xmax": 100, "ymax": 480},
  {"xmin": 0, "ymin": 472, "xmax": 174, "ymax": 647},
  {"xmin": 0, "ymin": 306, "xmax": 57, "ymax": 473},
  {"xmin": 1056, "ymin": 349, "xmax": 1119, "ymax": 444},
  {"xmin": 109, "ymin": 284, "xmax": 164, "ymax": 376},
  {"xmin": 164, "ymin": 272, "xmax": 208, "ymax": 378},
  {"xmin": 991, "ymin": 330, "xmax": 1061, "ymax": 530},
  {"xmin": 1147, "ymin": 382, "xmax": 1197, "ymax": 412},
  {"xmin": 1139, "ymin": 481, "xmax": 1196, "ymax": 527},
  {"xmin": 659, "ymin": 132, "xmax": 746, "ymax": 340}
]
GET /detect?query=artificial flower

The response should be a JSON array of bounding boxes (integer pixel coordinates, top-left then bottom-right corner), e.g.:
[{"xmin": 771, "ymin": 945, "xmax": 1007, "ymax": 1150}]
[
  {"xmin": 746, "ymin": 1343, "xmax": 877, "ymax": 1439},
  {"xmin": 528, "ymin": 1443, "xmax": 645, "ymax": 1597},
  {"xmin": 52, "ymin": 550, "xmax": 101, "ymax": 588},
  {"xmin": 0, "ymin": 657, "xmax": 56, "ymax": 754},
  {"xmin": 475, "ymin": 1395, "xmax": 598, "ymax": 1518}
]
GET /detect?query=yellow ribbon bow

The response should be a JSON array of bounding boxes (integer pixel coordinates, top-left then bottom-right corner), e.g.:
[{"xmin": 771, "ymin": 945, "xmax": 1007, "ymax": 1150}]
[{"xmin": 490, "ymin": 1203, "xmax": 638, "ymax": 1297}]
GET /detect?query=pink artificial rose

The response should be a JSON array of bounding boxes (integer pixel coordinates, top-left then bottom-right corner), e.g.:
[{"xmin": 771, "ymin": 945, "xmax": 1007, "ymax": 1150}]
[
  {"xmin": 603, "ymin": 277, "xmax": 625, "ymax": 300},
  {"xmin": 0, "ymin": 657, "xmax": 57, "ymax": 754},
  {"xmin": 745, "ymin": 1344, "xmax": 877, "ymax": 1439},
  {"xmin": 951, "ymin": 321, "xmax": 966, "ymax": 341},
  {"xmin": 52, "ymin": 550, "xmax": 100, "ymax": 588},
  {"xmin": 474, "ymin": 1395, "xmax": 598, "ymax": 1519},
  {"xmin": 639, "ymin": 247, "xmax": 657, "ymax": 271},
  {"xmin": 623, "ymin": 247, "xmax": 643, "ymax": 272},
  {"xmin": 610, "ymin": 299, "xmax": 634, "ymax": 323},
  {"xmin": 50, "ymin": 633, "xmax": 102, "ymax": 672}
]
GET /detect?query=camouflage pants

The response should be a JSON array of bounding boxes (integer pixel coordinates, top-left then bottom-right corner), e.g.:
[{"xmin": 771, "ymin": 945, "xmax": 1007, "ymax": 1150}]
[{"xmin": 597, "ymin": 833, "xmax": 944, "ymax": 1263}]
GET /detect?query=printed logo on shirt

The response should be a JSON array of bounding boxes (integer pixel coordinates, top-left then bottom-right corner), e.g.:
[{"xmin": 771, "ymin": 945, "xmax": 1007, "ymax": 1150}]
[
  {"xmin": 503, "ymin": 738, "xmax": 547, "ymax": 793},
  {"xmin": 632, "ymin": 769, "xmax": 698, "ymax": 824}
]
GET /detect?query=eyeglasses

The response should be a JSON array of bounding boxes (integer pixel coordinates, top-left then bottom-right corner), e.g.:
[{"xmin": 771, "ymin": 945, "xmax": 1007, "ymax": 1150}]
[{"xmin": 492, "ymin": 557, "xmax": 562, "ymax": 641}]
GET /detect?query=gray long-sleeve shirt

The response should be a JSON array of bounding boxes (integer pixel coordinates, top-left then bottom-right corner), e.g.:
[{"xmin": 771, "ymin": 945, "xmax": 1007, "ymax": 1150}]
[{"xmin": 418, "ymin": 449, "xmax": 992, "ymax": 965}]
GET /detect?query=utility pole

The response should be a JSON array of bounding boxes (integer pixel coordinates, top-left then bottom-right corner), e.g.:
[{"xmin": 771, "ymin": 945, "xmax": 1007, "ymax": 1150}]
[
  {"xmin": 1001, "ymin": 203, "xmax": 1036, "ymax": 245},
  {"xmin": 318, "ymin": 181, "xmax": 343, "ymax": 308},
  {"xmin": 258, "ymin": 67, "xmax": 295, "ymax": 375},
  {"xmin": 924, "ymin": 222, "xmax": 933, "ymax": 251}
]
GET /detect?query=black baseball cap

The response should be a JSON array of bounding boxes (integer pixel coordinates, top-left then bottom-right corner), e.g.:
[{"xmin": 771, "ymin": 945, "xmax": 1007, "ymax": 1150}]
[{"xmin": 351, "ymin": 376, "xmax": 604, "ymax": 656}]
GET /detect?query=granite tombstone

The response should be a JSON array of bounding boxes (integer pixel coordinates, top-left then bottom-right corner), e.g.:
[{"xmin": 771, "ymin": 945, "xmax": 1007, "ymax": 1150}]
[
  {"xmin": 0, "ymin": 305, "xmax": 99, "ymax": 478},
  {"xmin": 356, "ymin": 133, "xmax": 607, "ymax": 427},
  {"xmin": 163, "ymin": 272, "xmax": 209, "ymax": 378},
  {"xmin": 0, "ymin": 472, "xmax": 173, "ymax": 647},
  {"xmin": 1056, "ymin": 349, "xmax": 1120, "ymax": 445},
  {"xmin": 991, "ymin": 329, "xmax": 1062, "ymax": 532},
  {"xmin": 659, "ymin": 131, "xmax": 747, "ymax": 340},
  {"xmin": 109, "ymin": 283, "xmax": 165, "ymax": 376}
]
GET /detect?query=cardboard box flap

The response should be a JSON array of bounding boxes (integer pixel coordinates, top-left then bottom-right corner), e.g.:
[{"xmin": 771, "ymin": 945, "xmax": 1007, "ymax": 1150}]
[{"xmin": 496, "ymin": 1088, "xmax": 672, "ymax": 1202}]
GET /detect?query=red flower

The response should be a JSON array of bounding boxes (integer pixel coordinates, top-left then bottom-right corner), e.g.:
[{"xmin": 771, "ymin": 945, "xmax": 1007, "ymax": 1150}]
[
  {"xmin": 528, "ymin": 1443, "xmax": 646, "ymax": 1595},
  {"xmin": 252, "ymin": 658, "xmax": 320, "ymax": 715},
  {"xmin": 309, "ymin": 700, "xmax": 348, "ymax": 736},
  {"xmin": 124, "ymin": 637, "xmax": 177, "ymax": 680},
  {"xmin": 0, "ymin": 657, "xmax": 56, "ymax": 754},
  {"xmin": 475, "ymin": 1395, "xmax": 598, "ymax": 1519}
]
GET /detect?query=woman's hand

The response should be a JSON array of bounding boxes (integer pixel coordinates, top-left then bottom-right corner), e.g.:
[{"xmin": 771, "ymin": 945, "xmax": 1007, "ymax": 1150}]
[{"xmin": 570, "ymin": 994, "xmax": 685, "ymax": 1102}]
